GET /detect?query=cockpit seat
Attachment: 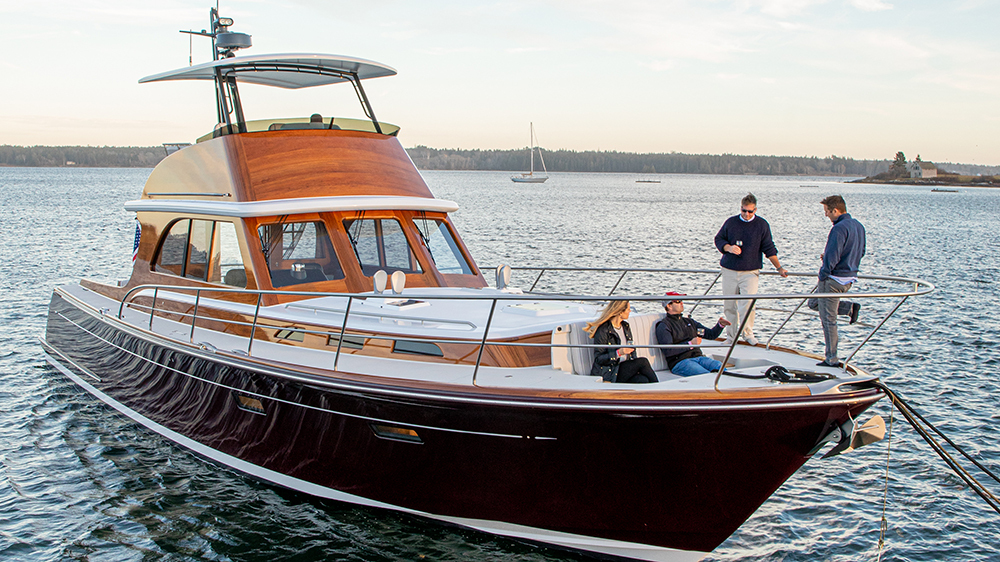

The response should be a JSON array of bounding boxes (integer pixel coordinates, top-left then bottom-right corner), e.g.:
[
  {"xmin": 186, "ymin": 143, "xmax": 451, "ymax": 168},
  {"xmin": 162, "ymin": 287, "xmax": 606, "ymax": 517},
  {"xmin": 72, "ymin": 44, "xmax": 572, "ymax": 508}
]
[{"xmin": 552, "ymin": 312, "xmax": 675, "ymax": 378}]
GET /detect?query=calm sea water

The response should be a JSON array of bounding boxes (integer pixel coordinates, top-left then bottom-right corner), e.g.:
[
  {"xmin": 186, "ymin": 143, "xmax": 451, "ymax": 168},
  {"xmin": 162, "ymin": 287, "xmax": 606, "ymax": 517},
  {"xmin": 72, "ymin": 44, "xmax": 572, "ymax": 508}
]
[{"xmin": 1, "ymin": 167, "xmax": 998, "ymax": 561}]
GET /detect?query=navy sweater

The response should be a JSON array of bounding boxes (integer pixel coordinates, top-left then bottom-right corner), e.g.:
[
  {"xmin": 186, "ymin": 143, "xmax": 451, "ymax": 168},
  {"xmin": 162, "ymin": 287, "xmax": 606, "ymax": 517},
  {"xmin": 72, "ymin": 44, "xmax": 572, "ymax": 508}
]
[
  {"xmin": 714, "ymin": 215, "xmax": 778, "ymax": 271},
  {"xmin": 820, "ymin": 213, "xmax": 866, "ymax": 280}
]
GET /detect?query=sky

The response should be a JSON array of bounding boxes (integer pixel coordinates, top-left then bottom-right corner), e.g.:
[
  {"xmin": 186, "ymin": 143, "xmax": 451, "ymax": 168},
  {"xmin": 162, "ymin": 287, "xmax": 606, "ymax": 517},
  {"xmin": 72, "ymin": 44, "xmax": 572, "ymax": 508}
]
[{"xmin": 1, "ymin": 0, "xmax": 998, "ymax": 164}]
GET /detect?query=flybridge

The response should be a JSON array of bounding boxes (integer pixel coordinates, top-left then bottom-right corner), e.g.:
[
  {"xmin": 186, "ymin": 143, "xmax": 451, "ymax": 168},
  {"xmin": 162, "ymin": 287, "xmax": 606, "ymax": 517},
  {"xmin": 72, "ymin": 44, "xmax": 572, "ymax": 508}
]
[{"xmin": 141, "ymin": 8, "xmax": 397, "ymax": 136}]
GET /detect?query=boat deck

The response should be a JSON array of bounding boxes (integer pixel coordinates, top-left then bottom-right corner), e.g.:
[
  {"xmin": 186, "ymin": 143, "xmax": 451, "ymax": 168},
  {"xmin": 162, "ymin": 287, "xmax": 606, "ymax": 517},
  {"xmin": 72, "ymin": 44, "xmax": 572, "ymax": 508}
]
[{"xmin": 62, "ymin": 283, "xmax": 865, "ymax": 396}]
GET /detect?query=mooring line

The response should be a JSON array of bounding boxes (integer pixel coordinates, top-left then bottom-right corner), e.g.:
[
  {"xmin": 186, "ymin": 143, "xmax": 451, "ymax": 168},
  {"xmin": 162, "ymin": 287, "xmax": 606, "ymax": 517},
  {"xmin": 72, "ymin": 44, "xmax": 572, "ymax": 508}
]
[
  {"xmin": 875, "ymin": 381, "xmax": 1000, "ymax": 515},
  {"xmin": 876, "ymin": 402, "xmax": 894, "ymax": 562}
]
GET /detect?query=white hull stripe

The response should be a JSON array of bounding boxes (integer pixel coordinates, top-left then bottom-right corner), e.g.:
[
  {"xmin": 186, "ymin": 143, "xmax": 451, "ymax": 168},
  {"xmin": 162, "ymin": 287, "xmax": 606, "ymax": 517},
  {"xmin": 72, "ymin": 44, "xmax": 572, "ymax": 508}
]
[{"xmin": 41, "ymin": 348, "xmax": 707, "ymax": 562}]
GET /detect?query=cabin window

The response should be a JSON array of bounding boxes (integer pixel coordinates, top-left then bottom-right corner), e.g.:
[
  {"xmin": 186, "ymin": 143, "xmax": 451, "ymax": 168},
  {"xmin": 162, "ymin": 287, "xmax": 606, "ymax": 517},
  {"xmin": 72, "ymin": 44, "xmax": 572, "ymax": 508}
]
[
  {"xmin": 154, "ymin": 219, "xmax": 248, "ymax": 287},
  {"xmin": 343, "ymin": 218, "xmax": 423, "ymax": 276},
  {"xmin": 327, "ymin": 333, "xmax": 366, "ymax": 349},
  {"xmin": 216, "ymin": 222, "xmax": 247, "ymax": 288},
  {"xmin": 257, "ymin": 221, "xmax": 345, "ymax": 288},
  {"xmin": 392, "ymin": 339, "xmax": 444, "ymax": 357},
  {"xmin": 155, "ymin": 219, "xmax": 190, "ymax": 276},
  {"xmin": 185, "ymin": 219, "xmax": 214, "ymax": 281},
  {"xmin": 413, "ymin": 218, "xmax": 474, "ymax": 275}
]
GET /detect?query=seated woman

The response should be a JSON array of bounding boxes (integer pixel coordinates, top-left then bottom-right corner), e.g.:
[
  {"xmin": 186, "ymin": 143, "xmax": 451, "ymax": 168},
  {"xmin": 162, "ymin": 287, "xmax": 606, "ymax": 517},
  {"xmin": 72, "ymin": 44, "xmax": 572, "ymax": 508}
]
[{"xmin": 585, "ymin": 300, "xmax": 658, "ymax": 384}]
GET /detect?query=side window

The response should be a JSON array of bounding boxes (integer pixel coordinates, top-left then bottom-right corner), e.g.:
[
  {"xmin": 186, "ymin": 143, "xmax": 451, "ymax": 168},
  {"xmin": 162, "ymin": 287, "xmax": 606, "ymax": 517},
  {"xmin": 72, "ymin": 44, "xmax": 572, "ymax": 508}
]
[
  {"xmin": 343, "ymin": 218, "xmax": 423, "ymax": 276},
  {"xmin": 413, "ymin": 218, "xmax": 474, "ymax": 275},
  {"xmin": 154, "ymin": 219, "xmax": 247, "ymax": 287},
  {"xmin": 185, "ymin": 220, "xmax": 214, "ymax": 281},
  {"xmin": 154, "ymin": 219, "xmax": 190, "ymax": 276},
  {"xmin": 217, "ymin": 222, "xmax": 247, "ymax": 288},
  {"xmin": 257, "ymin": 221, "xmax": 344, "ymax": 288}
]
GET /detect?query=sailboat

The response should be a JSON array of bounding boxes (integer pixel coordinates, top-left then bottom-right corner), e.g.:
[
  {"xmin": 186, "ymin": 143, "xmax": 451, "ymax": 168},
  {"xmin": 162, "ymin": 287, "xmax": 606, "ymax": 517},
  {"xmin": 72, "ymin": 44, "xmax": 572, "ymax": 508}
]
[{"xmin": 512, "ymin": 122, "xmax": 548, "ymax": 183}]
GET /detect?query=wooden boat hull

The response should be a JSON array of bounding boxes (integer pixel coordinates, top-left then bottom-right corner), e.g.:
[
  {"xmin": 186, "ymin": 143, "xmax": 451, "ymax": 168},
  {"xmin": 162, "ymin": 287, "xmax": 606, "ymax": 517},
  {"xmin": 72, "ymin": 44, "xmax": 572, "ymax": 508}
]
[{"xmin": 43, "ymin": 289, "xmax": 882, "ymax": 561}]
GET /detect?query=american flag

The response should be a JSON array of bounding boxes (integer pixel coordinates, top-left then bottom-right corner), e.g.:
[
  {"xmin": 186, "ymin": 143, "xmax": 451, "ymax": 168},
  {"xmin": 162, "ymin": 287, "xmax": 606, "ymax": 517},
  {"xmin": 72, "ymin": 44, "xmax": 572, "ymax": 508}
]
[{"xmin": 132, "ymin": 218, "xmax": 141, "ymax": 262}]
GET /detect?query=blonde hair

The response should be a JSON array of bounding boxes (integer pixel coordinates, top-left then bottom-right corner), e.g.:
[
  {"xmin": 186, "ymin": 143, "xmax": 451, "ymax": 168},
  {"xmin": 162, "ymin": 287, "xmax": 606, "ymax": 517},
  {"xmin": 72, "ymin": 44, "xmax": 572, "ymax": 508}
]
[{"xmin": 585, "ymin": 300, "xmax": 630, "ymax": 338}]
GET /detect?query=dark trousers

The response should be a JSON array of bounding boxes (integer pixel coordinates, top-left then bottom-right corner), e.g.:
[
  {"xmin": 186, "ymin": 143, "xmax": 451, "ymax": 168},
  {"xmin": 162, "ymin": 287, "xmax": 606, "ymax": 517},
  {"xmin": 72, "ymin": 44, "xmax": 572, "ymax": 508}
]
[{"xmin": 617, "ymin": 357, "xmax": 658, "ymax": 384}]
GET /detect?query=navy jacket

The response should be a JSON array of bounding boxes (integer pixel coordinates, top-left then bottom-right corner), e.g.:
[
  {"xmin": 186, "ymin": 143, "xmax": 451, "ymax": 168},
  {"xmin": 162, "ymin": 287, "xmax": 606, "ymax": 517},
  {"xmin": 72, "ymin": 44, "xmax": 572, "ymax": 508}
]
[
  {"xmin": 820, "ymin": 213, "xmax": 866, "ymax": 281},
  {"xmin": 714, "ymin": 215, "xmax": 778, "ymax": 271},
  {"xmin": 655, "ymin": 314, "xmax": 724, "ymax": 370}
]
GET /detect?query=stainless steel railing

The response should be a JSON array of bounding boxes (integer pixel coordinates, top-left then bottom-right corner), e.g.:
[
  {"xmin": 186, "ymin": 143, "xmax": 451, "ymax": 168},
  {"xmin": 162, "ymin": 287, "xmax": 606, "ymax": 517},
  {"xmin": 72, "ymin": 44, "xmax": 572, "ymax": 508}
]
[{"xmin": 115, "ymin": 267, "xmax": 933, "ymax": 390}]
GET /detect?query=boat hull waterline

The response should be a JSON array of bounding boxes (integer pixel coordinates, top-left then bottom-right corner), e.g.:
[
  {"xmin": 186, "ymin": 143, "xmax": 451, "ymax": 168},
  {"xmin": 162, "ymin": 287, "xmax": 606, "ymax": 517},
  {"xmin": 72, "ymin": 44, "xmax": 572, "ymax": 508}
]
[{"xmin": 43, "ymin": 289, "xmax": 882, "ymax": 562}]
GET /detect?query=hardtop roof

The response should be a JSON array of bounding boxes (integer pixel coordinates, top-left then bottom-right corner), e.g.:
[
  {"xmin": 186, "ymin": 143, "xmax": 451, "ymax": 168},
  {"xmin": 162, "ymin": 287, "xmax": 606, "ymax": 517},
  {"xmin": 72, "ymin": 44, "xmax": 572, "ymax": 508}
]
[{"xmin": 139, "ymin": 53, "xmax": 397, "ymax": 89}]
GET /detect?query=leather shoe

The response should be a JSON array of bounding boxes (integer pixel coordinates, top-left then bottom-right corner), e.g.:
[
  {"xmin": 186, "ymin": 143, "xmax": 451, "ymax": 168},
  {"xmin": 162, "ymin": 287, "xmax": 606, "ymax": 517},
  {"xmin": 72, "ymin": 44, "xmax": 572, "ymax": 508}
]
[
  {"xmin": 816, "ymin": 360, "xmax": 843, "ymax": 368},
  {"xmin": 849, "ymin": 302, "xmax": 861, "ymax": 325}
]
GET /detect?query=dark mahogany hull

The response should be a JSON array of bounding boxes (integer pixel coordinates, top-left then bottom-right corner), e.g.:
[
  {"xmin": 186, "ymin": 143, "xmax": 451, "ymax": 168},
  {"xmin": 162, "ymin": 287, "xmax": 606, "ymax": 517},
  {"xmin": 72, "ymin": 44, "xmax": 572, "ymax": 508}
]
[{"xmin": 43, "ymin": 290, "xmax": 882, "ymax": 557}]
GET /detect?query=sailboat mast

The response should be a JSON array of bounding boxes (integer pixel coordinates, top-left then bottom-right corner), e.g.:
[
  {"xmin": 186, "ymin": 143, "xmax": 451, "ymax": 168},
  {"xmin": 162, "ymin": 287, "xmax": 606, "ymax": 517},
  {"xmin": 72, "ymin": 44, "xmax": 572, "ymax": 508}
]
[{"xmin": 529, "ymin": 122, "xmax": 535, "ymax": 175}]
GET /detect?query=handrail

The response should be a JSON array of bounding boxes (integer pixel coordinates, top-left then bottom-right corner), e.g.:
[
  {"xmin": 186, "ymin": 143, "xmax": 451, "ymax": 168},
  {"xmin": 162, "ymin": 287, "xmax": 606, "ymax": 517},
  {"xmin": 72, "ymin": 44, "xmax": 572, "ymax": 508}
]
[
  {"xmin": 766, "ymin": 283, "xmax": 818, "ymax": 351},
  {"xmin": 686, "ymin": 270, "xmax": 722, "ymax": 317},
  {"xmin": 714, "ymin": 298, "xmax": 756, "ymax": 392},
  {"xmin": 113, "ymin": 268, "xmax": 933, "ymax": 384}
]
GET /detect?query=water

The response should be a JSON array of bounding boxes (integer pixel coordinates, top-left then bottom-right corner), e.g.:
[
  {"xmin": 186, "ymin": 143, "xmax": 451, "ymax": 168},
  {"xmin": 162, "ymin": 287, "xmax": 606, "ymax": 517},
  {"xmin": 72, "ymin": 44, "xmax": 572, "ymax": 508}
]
[{"xmin": 2, "ymin": 168, "xmax": 998, "ymax": 561}]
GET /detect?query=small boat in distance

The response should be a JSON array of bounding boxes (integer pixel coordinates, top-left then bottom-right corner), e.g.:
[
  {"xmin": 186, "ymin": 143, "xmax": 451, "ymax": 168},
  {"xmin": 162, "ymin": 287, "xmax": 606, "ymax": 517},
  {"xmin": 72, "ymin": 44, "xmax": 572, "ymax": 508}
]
[
  {"xmin": 512, "ymin": 122, "xmax": 548, "ymax": 183},
  {"xmin": 931, "ymin": 188, "xmax": 959, "ymax": 193},
  {"xmin": 636, "ymin": 179, "xmax": 661, "ymax": 183}
]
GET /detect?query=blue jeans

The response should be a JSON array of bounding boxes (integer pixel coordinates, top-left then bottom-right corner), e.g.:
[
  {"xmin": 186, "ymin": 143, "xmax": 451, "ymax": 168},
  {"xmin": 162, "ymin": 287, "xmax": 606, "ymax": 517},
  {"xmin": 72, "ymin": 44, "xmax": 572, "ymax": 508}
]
[{"xmin": 671, "ymin": 355, "xmax": 722, "ymax": 377}]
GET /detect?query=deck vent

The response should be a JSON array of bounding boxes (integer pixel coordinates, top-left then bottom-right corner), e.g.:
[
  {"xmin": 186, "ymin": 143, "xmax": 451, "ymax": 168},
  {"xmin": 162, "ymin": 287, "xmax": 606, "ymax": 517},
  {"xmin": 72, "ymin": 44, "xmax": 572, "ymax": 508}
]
[
  {"xmin": 370, "ymin": 423, "xmax": 422, "ymax": 443},
  {"xmin": 234, "ymin": 393, "xmax": 266, "ymax": 415}
]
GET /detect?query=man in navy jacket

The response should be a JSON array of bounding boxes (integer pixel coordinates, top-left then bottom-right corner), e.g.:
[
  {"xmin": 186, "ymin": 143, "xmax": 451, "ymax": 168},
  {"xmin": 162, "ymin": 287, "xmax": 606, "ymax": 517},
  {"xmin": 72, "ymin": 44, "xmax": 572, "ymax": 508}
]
[
  {"xmin": 809, "ymin": 195, "xmax": 866, "ymax": 368},
  {"xmin": 714, "ymin": 193, "xmax": 788, "ymax": 346}
]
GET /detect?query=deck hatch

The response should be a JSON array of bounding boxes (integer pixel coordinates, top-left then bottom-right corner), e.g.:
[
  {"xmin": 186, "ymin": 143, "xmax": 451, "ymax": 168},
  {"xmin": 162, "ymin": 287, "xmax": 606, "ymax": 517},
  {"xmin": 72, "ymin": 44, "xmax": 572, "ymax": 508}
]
[{"xmin": 370, "ymin": 423, "xmax": 422, "ymax": 443}]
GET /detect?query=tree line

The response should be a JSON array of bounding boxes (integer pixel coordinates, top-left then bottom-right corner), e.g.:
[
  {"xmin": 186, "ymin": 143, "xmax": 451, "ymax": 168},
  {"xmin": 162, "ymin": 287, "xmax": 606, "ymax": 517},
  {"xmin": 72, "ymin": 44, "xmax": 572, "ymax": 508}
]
[
  {"xmin": 0, "ymin": 145, "xmax": 166, "ymax": 168},
  {"xmin": 3, "ymin": 144, "xmax": 998, "ymax": 177},
  {"xmin": 406, "ymin": 146, "xmax": 894, "ymax": 176}
]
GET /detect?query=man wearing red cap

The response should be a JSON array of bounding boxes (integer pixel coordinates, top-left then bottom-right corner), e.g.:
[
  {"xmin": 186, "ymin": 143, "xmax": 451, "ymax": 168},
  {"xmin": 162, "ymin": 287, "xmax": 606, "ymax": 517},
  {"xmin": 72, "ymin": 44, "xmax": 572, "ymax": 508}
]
[{"xmin": 654, "ymin": 292, "xmax": 731, "ymax": 377}]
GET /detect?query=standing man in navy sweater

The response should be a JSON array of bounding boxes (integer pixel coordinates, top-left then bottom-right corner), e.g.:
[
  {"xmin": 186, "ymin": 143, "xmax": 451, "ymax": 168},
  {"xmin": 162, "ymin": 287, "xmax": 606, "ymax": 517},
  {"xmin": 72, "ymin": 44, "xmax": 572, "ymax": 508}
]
[
  {"xmin": 714, "ymin": 193, "xmax": 788, "ymax": 345},
  {"xmin": 809, "ymin": 195, "xmax": 866, "ymax": 368}
]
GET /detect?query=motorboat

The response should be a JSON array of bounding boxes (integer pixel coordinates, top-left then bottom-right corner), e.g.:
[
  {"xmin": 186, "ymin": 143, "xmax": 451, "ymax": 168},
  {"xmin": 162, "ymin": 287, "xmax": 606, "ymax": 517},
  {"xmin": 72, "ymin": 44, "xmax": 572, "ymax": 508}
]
[
  {"xmin": 42, "ymin": 10, "xmax": 934, "ymax": 562},
  {"xmin": 511, "ymin": 122, "xmax": 549, "ymax": 183}
]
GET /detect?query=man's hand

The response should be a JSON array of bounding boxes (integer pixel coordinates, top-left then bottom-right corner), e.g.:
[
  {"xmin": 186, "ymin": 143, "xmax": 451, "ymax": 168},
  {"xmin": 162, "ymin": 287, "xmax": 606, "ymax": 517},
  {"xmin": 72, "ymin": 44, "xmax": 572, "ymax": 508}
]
[
  {"xmin": 725, "ymin": 244, "xmax": 742, "ymax": 255},
  {"xmin": 689, "ymin": 337, "xmax": 703, "ymax": 345},
  {"xmin": 718, "ymin": 317, "xmax": 731, "ymax": 327}
]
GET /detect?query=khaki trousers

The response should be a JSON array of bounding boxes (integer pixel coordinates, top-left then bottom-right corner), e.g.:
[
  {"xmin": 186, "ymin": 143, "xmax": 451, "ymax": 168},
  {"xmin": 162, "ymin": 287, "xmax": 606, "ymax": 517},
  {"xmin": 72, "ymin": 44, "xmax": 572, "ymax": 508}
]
[{"xmin": 721, "ymin": 267, "xmax": 759, "ymax": 341}]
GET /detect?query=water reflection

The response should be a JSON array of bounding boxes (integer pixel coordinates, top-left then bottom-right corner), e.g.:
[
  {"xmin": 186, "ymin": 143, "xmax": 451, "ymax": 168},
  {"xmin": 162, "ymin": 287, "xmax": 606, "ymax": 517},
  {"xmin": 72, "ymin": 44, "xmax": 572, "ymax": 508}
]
[{"xmin": 1, "ymin": 168, "xmax": 997, "ymax": 561}]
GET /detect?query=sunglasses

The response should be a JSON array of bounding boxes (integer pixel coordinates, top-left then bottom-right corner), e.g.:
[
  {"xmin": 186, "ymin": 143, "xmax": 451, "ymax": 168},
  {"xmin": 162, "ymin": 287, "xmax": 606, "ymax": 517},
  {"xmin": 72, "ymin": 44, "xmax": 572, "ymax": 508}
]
[
  {"xmin": 741, "ymin": 208, "xmax": 756, "ymax": 215},
  {"xmin": 668, "ymin": 300, "xmax": 682, "ymax": 305}
]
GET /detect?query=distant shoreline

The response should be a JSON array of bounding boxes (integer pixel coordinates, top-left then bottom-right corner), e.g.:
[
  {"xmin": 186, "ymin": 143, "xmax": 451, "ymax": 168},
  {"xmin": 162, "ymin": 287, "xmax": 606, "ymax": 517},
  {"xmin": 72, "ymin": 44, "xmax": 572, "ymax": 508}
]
[
  {"xmin": 850, "ymin": 176, "xmax": 1000, "ymax": 188},
  {"xmin": 3, "ymin": 144, "xmax": 999, "ymax": 177}
]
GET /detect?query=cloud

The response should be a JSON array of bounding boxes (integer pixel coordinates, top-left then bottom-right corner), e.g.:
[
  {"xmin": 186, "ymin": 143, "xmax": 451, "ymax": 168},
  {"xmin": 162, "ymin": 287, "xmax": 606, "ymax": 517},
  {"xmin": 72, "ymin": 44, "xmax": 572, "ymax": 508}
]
[
  {"xmin": 750, "ymin": 0, "xmax": 827, "ymax": 18},
  {"xmin": 848, "ymin": 0, "xmax": 893, "ymax": 11}
]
